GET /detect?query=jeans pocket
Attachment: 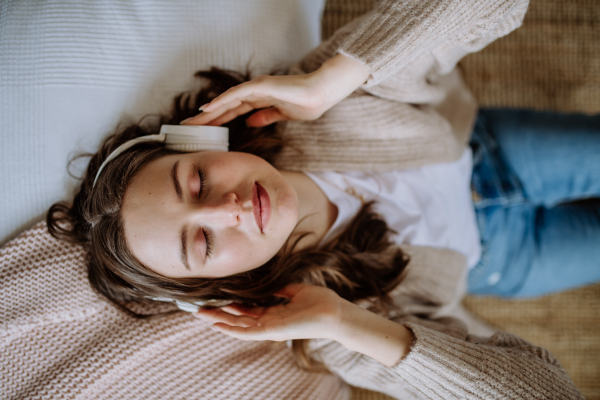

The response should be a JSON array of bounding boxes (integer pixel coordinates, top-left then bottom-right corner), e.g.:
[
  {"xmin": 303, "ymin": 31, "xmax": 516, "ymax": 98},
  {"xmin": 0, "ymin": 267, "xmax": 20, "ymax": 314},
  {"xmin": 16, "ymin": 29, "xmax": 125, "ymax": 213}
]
[{"xmin": 470, "ymin": 112, "xmax": 525, "ymax": 209}]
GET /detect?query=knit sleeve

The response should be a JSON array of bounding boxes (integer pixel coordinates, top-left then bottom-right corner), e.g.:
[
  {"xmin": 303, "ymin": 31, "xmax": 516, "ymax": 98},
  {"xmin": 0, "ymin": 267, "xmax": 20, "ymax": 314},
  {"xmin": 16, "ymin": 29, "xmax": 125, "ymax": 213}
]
[
  {"xmin": 311, "ymin": 316, "xmax": 584, "ymax": 400},
  {"xmin": 277, "ymin": 0, "xmax": 529, "ymax": 172},
  {"xmin": 337, "ymin": 0, "xmax": 530, "ymax": 86}
]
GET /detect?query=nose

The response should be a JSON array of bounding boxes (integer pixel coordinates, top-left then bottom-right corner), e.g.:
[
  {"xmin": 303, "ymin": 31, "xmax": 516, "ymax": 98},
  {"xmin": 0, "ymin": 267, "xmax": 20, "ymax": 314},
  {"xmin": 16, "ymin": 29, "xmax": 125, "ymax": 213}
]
[{"xmin": 195, "ymin": 192, "xmax": 241, "ymax": 227}]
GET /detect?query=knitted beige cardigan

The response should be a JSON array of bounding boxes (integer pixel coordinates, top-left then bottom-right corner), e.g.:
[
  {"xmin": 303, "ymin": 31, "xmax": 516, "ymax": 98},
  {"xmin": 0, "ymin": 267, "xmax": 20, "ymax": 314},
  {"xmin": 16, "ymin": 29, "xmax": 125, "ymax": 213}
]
[{"xmin": 1, "ymin": 0, "xmax": 584, "ymax": 399}]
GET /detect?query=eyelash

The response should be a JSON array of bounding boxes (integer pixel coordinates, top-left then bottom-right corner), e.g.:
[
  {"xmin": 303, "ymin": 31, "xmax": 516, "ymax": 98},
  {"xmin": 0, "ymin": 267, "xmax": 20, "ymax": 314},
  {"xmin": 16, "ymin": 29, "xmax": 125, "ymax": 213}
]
[
  {"xmin": 202, "ymin": 228, "xmax": 214, "ymax": 259},
  {"xmin": 197, "ymin": 169, "xmax": 212, "ymax": 259},
  {"xmin": 197, "ymin": 168, "xmax": 207, "ymax": 198}
]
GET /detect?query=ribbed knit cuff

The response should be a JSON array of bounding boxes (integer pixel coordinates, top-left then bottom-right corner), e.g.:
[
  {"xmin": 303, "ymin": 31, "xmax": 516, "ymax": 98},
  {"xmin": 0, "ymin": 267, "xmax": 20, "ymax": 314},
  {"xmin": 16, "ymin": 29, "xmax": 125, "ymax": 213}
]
[{"xmin": 392, "ymin": 322, "xmax": 584, "ymax": 400}]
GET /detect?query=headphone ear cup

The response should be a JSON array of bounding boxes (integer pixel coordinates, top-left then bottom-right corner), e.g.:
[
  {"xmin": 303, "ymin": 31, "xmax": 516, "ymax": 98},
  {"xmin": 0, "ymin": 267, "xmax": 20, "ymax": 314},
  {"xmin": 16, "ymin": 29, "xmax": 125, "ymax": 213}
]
[
  {"xmin": 166, "ymin": 142, "xmax": 228, "ymax": 152},
  {"xmin": 161, "ymin": 126, "xmax": 229, "ymax": 152}
]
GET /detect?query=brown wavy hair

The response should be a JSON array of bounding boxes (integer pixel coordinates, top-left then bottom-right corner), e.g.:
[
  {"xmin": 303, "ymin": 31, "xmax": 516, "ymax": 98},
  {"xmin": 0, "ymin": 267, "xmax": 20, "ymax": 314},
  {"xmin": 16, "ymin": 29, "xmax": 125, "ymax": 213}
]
[{"xmin": 47, "ymin": 68, "xmax": 410, "ymax": 370}]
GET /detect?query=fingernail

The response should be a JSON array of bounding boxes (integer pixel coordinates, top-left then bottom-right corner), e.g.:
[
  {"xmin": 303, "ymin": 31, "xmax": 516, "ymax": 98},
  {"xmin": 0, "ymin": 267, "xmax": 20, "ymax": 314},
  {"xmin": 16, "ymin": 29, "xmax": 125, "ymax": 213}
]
[
  {"xmin": 180, "ymin": 118, "xmax": 191, "ymax": 125},
  {"xmin": 210, "ymin": 325, "xmax": 220, "ymax": 331},
  {"xmin": 199, "ymin": 103, "xmax": 209, "ymax": 111}
]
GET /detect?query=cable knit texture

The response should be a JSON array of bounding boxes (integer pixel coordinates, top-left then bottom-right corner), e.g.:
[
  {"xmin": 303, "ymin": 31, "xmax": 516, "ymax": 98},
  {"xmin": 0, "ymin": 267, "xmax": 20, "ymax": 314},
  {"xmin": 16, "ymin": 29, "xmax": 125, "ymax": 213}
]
[{"xmin": 1, "ymin": 0, "xmax": 585, "ymax": 399}]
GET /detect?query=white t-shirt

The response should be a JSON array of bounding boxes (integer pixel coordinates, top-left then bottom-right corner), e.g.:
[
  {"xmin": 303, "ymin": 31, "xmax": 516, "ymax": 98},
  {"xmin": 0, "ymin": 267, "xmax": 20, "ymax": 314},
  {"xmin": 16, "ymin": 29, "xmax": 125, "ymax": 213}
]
[{"xmin": 305, "ymin": 147, "xmax": 481, "ymax": 269}]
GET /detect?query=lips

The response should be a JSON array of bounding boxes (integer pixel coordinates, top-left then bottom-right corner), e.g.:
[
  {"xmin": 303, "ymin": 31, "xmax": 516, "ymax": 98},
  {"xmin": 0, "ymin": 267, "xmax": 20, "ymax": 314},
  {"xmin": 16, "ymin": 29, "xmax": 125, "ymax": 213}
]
[{"xmin": 252, "ymin": 182, "xmax": 271, "ymax": 232}]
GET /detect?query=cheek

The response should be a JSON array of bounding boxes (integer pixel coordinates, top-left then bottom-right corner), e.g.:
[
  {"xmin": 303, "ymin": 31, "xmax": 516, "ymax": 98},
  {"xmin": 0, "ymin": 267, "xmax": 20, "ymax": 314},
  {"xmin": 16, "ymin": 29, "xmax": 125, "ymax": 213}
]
[{"xmin": 217, "ymin": 231, "xmax": 282, "ymax": 276}]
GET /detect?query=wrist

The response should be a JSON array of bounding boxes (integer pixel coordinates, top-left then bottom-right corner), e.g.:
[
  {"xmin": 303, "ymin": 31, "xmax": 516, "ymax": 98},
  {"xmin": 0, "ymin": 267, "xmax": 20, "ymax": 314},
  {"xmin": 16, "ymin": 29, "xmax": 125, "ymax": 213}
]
[
  {"xmin": 334, "ymin": 301, "xmax": 414, "ymax": 367},
  {"xmin": 333, "ymin": 300, "xmax": 363, "ymax": 343},
  {"xmin": 313, "ymin": 54, "xmax": 370, "ymax": 107},
  {"xmin": 320, "ymin": 54, "xmax": 370, "ymax": 84}
]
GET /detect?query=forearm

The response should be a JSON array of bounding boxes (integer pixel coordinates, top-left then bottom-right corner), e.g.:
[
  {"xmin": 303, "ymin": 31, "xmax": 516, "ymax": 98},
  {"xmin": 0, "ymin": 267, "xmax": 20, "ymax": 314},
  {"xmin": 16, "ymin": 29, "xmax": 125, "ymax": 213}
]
[
  {"xmin": 332, "ymin": 300, "xmax": 414, "ymax": 367},
  {"xmin": 312, "ymin": 54, "xmax": 370, "ymax": 108}
]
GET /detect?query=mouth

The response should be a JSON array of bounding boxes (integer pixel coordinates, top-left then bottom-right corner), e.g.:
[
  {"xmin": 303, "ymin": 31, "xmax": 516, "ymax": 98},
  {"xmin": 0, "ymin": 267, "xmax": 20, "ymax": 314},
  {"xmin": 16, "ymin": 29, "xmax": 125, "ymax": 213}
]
[{"xmin": 252, "ymin": 182, "xmax": 271, "ymax": 233}]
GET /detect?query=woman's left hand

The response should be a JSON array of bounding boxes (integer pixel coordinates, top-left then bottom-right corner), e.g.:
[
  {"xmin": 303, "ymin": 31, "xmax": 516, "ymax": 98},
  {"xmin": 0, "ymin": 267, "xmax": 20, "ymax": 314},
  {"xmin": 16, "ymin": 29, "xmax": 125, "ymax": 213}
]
[
  {"xmin": 194, "ymin": 283, "xmax": 347, "ymax": 342},
  {"xmin": 180, "ymin": 54, "xmax": 370, "ymax": 127},
  {"xmin": 197, "ymin": 283, "xmax": 414, "ymax": 366}
]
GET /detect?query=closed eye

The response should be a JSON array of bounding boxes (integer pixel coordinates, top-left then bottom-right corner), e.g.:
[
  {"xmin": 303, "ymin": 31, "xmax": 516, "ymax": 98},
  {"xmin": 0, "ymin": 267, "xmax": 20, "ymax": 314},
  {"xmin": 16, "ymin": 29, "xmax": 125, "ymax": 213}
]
[
  {"xmin": 196, "ymin": 169, "xmax": 212, "ymax": 260},
  {"xmin": 203, "ymin": 228, "xmax": 214, "ymax": 259},
  {"xmin": 198, "ymin": 168, "xmax": 207, "ymax": 198}
]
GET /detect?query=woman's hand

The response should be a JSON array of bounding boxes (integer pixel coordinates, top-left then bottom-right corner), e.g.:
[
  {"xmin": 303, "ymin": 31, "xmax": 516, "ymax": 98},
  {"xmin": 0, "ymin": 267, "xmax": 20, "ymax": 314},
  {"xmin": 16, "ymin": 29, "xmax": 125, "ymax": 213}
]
[
  {"xmin": 181, "ymin": 54, "xmax": 370, "ymax": 127},
  {"xmin": 194, "ymin": 283, "xmax": 346, "ymax": 342},
  {"xmin": 195, "ymin": 283, "xmax": 415, "ymax": 367}
]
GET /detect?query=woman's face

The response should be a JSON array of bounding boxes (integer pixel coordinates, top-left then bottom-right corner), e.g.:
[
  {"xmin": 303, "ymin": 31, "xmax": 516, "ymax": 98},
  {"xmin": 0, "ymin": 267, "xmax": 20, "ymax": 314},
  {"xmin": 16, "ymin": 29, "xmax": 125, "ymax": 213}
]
[{"xmin": 121, "ymin": 151, "xmax": 299, "ymax": 278}]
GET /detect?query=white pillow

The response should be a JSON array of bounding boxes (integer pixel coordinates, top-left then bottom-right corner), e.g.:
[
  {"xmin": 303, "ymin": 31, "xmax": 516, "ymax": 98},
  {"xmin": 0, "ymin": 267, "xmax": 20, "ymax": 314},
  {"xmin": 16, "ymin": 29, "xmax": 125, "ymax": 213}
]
[{"xmin": 0, "ymin": 0, "xmax": 326, "ymax": 245}]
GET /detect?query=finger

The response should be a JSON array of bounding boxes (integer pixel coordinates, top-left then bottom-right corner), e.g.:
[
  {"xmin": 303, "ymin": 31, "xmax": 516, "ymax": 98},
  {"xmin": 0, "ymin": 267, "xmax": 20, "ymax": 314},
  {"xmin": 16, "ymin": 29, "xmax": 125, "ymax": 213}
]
[
  {"xmin": 221, "ymin": 304, "xmax": 265, "ymax": 318},
  {"xmin": 181, "ymin": 100, "xmax": 244, "ymax": 126},
  {"xmin": 191, "ymin": 97, "xmax": 272, "ymax": 126},
  {"xmin": 195, "ymin": 308, "xmax": 258, "ymax": 328},
  {"xmin": 207, "ymin": 102, "xmax": 254, "ymax": 126},
  {"xmin": 211, "ymin": 323, "xmax": 275, "ymax": 341},
  {"xmin": 219, "ymin": 305, "xmax": 244, "ymax": 316},
  {"xmin": 200, "ymin": 96, "xmax": 273, "ymax": 126},
  {"xmin": 274, "ymin": 283, "xmax": 308, "ymax": 299},
  {"xmin": 203, "ymin": 79, "xmax": 266, "ymax": 113},
  {"xmin": 246, "ymin": 108, "xmax": 287, "ymax": 127}
]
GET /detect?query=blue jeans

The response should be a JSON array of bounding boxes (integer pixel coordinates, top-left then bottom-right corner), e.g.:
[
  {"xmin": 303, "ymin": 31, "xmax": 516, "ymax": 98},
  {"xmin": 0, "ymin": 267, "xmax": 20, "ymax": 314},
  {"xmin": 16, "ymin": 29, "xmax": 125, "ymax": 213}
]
[{"xmin": 467, "ymin": 109, "xmax": 600, "ymax": 297}]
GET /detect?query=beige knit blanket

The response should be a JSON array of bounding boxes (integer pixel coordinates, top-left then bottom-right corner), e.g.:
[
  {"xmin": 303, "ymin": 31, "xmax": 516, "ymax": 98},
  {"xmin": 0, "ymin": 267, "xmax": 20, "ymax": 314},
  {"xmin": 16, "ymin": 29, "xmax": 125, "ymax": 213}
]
[{"xmin": 0, "ymin": 222, "xmax": 348, "ymax": 400}]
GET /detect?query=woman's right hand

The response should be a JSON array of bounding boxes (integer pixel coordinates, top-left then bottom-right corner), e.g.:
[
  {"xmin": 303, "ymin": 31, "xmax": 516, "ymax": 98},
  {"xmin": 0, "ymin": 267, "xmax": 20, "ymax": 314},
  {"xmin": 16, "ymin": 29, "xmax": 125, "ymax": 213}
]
[
  {"xmin": 181, "ymin": 54, "xmax": 370, "ymax": 127},
  {"xmin": 195, "ymin": 283, "xmax": 414, "ymax": 367},
  {"xmin": 194, "ymin": 284, "xmax": 347, "ymax": 342}
]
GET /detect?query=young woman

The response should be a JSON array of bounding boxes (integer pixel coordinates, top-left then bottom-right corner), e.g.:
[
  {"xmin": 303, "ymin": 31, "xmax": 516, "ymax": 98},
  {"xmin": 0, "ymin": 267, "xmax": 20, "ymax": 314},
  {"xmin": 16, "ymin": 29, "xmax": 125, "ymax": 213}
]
[{"xmin": 48, "ymin": 0, "xmax": 596, "ymax": 398}]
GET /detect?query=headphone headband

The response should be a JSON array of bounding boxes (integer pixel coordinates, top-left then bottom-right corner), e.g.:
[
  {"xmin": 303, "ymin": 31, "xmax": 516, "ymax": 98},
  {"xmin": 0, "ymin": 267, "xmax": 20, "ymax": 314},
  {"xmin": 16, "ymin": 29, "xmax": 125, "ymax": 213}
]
[{"xmin": 93, "ymin": 125, "xmax": 229, "ymax": 186}]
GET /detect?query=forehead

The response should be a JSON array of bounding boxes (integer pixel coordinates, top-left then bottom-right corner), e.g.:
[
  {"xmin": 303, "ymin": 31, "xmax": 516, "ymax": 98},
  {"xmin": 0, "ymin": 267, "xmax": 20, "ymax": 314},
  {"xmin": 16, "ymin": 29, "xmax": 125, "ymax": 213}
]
[
  {"xmin": 129, "ymin": 152, "xmax": 178, "ymax": 189},
  {"xmin": 121, "ymin": 154, "xmax": 181, "ymax": 272}
]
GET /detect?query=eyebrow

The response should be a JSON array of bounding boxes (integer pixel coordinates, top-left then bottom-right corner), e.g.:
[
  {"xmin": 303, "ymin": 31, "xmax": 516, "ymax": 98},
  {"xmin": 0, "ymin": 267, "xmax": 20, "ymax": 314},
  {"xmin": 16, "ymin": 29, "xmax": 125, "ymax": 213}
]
[
  {"xmin": 180, "ymin": 228, "xmax": 191, "ymax": 271},
  {"xmin": 171, "ymin": 160, "xmax": 183, "ymax": 201}
]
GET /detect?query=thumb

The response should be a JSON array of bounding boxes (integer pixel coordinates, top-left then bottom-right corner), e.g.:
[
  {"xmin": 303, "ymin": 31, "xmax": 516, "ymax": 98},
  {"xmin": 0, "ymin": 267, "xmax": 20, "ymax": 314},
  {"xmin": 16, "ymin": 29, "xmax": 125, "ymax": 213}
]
[{"xmin": 246, "ymin": 108, "xmax": 287, "ymax": 127}]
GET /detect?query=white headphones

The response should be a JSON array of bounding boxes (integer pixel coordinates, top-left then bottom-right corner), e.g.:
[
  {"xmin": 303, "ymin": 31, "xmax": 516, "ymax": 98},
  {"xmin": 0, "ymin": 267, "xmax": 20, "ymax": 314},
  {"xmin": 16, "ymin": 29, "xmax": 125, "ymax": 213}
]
[{"xmin": 93, "ymin": 124, "xmax": 229, "ymax": 186}]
